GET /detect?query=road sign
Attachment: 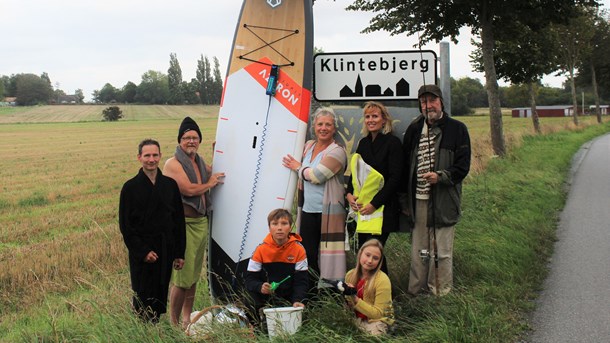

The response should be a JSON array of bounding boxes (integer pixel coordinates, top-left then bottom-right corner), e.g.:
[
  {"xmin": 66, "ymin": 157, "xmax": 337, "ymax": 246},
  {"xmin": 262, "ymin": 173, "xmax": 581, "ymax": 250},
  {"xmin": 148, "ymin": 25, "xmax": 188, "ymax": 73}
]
[{"xmin": 313, "ymin": 50, "xmax": 437, "ymax": 101}]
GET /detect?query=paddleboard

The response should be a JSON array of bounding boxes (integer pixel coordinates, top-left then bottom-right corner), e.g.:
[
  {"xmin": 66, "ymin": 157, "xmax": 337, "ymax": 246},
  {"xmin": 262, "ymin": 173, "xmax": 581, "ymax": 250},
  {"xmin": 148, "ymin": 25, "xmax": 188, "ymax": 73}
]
[{"xmin": 209, "ymin": 0, "xmax": 313, "ymax": 300}]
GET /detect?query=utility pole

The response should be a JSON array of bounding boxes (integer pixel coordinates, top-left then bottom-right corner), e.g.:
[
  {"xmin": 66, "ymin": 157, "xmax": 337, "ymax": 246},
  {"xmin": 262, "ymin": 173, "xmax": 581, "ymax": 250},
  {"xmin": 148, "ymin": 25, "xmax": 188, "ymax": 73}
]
[{"xmin": 440, "ymin": 42, "xmax": 451, "ymax": 115}]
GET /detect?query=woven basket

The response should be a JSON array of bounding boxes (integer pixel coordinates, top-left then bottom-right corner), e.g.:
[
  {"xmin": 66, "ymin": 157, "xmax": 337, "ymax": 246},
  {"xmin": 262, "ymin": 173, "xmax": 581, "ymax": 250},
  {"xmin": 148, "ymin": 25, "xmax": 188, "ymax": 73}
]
[{"xmin": 185, "ymin": 304, "xmax": 253, "ymax": 340}]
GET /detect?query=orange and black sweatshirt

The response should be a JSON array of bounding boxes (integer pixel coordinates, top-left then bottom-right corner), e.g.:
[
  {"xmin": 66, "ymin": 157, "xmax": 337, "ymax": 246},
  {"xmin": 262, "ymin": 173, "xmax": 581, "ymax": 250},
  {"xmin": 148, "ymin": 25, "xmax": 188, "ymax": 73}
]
[{"xmin": 245, "ymin": 232, "xmax": 309, "ymax": 303}]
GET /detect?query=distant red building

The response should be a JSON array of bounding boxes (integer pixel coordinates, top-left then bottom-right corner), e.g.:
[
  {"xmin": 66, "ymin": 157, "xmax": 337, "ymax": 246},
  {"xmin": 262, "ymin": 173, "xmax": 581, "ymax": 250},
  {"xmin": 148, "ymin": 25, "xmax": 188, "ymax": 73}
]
[{"xmin": 512, "ymin": 105, "xmax": 574, "ymax": 118}]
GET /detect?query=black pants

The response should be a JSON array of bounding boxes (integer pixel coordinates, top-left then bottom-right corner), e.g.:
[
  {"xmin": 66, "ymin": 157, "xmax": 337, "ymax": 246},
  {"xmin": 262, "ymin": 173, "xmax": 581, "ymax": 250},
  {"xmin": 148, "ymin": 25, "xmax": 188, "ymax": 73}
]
[{"xmin": 299, "ymin": 211, "xmax": 322, "ymax": 291}]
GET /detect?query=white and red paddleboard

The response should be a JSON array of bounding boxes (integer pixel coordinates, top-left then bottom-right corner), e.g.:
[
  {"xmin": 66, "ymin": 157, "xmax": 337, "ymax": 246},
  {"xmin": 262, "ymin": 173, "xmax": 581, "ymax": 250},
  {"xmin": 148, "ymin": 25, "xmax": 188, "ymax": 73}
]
[{"xmin": 209, "ymin": 0, "xmax": 313, "ymax": 300}]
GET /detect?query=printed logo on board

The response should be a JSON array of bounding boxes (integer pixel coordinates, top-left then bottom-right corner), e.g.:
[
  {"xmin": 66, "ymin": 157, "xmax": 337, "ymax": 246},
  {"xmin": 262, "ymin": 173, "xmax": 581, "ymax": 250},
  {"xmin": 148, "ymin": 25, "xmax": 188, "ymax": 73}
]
[
  {"xmin": 244, "ymin": 57, "xmax": 310, "ymax": 124},
  {"xmin": 267, "ymin": 0, "xmax": 282, "ymax": 8}
]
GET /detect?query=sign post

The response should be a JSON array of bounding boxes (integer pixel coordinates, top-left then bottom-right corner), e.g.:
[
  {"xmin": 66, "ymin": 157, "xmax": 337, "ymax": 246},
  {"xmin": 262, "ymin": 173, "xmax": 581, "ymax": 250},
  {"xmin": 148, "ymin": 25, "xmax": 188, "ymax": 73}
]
[{"xmin": 313, "ymin": 50, "xmax": 437, "ymax": 102}]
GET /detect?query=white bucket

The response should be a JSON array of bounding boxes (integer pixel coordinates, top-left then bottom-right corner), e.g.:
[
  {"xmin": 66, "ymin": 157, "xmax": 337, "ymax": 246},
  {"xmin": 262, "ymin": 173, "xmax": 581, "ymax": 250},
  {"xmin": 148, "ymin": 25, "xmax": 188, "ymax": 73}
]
[{"xmin": 263, "ymin": 306, "xmax": 303, "ymax": 338}]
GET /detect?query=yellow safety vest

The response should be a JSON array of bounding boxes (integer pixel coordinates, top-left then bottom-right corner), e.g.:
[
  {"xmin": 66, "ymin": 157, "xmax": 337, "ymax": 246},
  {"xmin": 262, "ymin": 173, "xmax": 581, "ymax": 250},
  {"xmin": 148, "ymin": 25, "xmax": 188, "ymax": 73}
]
[{"xmin": 350, "ymin": 153, "xmax": 384, "ymax": 235}]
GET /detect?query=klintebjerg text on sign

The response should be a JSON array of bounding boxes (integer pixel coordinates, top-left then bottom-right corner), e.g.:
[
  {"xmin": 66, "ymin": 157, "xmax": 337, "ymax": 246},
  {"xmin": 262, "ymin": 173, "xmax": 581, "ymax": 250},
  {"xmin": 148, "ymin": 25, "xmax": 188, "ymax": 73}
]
[{"xmin": 318, "ymin": 57, "xmax": 429, "ymax": 74}]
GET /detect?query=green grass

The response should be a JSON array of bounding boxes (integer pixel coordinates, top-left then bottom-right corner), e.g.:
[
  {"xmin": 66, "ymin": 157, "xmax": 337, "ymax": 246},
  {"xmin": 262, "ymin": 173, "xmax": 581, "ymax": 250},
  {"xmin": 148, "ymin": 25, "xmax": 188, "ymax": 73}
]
[
  {"xmin": 1, "ymin": 105, "xmax": 609, "ymax": 342},
  {"xmin": 0, "ymin": 198, "xmax": 10, "ymax": 209},
  {"xmin": 17, "ymin": 193, "xmax": 50, "ymax": 207}
]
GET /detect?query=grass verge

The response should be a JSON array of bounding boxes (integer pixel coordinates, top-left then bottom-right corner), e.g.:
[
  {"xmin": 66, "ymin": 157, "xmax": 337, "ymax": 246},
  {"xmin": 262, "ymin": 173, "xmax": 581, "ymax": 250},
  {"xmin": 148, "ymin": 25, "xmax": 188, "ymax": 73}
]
[{"xmin": 388, "ymin": 121, "xmax": 610, "ymax": 342}]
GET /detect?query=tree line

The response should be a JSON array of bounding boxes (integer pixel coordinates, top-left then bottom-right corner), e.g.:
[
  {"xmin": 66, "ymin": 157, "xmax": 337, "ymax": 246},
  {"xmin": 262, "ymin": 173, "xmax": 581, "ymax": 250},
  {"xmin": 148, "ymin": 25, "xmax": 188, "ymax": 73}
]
[
  {"xmin": 91, "ymin": 54, "xmax": 223, "ymax": 105},
  {"xmin": 0, "ymin": 53, "xmax": 223, "ymax": 106},
  {"xmin": 449, "ymin": 77, "xmax": 602, "ymax": 116},
  {"xmin": 0, "ymin": 72, "xmax": 85, "ymax": 106},
  {"xmin": 347, "ymin": 0, "xmax": 609, "ymax": 156}
]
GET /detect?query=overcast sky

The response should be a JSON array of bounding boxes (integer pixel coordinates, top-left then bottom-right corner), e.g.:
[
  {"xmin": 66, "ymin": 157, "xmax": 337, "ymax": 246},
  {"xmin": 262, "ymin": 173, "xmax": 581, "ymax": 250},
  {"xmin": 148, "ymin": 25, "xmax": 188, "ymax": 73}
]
[{"xmin": 2, "ymin": 0, "xmax": 608, "ymax": 101}]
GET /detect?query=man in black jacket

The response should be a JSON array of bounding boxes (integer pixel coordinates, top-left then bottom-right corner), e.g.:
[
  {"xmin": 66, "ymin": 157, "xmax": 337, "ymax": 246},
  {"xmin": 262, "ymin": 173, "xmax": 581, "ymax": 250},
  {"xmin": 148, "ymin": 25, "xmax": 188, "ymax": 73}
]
[
  {"xmin": 119, "ymin": 139, "xmax": 186, "ymax": 322},
  {"xmin": 402, "ymin": 85, "xmax": 471, "ymax": 296}
]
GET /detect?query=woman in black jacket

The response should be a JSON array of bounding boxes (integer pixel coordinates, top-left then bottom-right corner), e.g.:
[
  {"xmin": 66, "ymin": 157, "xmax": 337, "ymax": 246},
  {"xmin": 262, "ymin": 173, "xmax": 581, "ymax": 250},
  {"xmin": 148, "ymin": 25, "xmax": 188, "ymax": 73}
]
[{"xmin": 346, "ymin": 101, "xmax": 403, "ymax": 274}]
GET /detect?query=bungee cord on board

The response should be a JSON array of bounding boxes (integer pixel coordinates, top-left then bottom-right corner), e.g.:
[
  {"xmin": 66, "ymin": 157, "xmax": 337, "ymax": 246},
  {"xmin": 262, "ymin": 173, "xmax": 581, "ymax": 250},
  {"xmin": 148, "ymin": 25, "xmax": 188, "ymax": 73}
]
[
  {"xmin": 233, "ymin": 94, "xmax": 274, "ymax": 286},
  {"xmin": 239, "ymin": 24, "xmax": 298, "ymax": 67},
  {"xmin": 233, "ymin": 61, "xmax": 282, "ymax": 286}
]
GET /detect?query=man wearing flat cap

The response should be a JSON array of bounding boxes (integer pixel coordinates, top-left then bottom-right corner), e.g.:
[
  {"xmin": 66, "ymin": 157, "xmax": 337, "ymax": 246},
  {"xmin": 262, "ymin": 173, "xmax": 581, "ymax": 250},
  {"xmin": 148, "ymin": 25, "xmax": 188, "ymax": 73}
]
[
  {"xmin": 163, "ymin": 116, "xmax": 225, "ymax": 328},
  {"xmin": 401, "ymin": 84, "xmax": 471, "ymax": 296}
]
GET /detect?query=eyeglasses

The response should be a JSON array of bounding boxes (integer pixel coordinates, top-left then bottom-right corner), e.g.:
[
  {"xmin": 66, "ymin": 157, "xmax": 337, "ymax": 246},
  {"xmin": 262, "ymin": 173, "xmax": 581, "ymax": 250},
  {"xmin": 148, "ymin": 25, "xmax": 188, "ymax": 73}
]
[{"xmin": 181, "ymin": 136, "xmax": 200, "ymax": 142}]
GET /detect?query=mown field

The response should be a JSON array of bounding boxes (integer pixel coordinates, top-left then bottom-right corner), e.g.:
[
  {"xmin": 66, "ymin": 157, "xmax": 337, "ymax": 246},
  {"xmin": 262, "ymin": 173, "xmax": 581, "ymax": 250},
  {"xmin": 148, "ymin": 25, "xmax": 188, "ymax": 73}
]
[
  {"xmin": 0, "ymin": 105, "xmax": 606, "ymax": 342},
  {"xmin": 0, "ymin": 105, "xmax": 220, "ymax": 124}
]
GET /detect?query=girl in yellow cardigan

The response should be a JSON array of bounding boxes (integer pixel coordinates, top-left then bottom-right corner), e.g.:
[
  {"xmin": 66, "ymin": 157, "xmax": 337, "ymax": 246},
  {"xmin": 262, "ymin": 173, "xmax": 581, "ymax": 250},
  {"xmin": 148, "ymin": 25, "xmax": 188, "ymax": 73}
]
[{"xmin": 345, "ymin": 239, "xmax": 394, "ymax": 335}]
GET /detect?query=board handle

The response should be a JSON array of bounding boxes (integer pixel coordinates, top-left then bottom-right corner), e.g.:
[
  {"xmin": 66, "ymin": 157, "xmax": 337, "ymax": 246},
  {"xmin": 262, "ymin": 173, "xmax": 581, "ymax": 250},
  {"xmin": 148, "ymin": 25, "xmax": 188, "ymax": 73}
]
[{"xmin": 265, "ymin": 65, "xmax": 279, "ymax": 95}]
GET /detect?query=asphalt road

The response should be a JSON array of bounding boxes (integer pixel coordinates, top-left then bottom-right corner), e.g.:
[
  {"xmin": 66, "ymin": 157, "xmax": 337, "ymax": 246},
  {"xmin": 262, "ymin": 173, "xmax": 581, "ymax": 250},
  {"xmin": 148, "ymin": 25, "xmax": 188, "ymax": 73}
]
[{"xmin": 527, "ymin": 133, "xmax": 610, "ymax": 342}]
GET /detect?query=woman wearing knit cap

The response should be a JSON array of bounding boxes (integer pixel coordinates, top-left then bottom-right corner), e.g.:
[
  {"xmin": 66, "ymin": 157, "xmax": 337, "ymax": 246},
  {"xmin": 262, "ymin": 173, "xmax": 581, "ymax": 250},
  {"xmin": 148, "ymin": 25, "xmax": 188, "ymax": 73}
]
[{"xmin": 163, "ymin": 116, "xmax": 225, "ymax": 329}]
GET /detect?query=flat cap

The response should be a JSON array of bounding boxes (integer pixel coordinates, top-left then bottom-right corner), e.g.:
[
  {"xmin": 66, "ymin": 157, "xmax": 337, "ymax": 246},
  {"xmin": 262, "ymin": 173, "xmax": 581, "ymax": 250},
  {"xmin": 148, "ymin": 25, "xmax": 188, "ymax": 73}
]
[{"xmin": 418, "ymin": 84, "xmax": 442, "ymax": 99}]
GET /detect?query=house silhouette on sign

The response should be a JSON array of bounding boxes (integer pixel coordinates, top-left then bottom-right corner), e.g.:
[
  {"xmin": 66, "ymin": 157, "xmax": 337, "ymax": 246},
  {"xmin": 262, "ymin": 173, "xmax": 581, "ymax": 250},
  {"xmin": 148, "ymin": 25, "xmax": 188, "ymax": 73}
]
[{"xmin": 339, "ymin": 74, "xmax": 410, "ymax": 98}]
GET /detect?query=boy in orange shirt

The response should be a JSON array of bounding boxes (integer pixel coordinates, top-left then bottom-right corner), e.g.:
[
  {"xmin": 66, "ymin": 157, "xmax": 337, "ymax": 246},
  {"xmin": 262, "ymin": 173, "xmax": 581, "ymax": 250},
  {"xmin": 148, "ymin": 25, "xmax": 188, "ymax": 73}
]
[{"xmin": 244, "ymin": 208, "xmax": 308, "ymax": 323}]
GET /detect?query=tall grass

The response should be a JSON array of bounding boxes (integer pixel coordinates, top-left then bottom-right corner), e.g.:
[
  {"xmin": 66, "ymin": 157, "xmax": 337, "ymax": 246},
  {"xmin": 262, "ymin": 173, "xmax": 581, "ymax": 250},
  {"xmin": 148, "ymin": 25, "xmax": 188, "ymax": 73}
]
[
  {"xmin": 0, "ymin": 106, "xmax": 608, "ymax": 342},
  {"xmin": 388, "ymin": 121, "xmax": 610, "ymax": 342}
]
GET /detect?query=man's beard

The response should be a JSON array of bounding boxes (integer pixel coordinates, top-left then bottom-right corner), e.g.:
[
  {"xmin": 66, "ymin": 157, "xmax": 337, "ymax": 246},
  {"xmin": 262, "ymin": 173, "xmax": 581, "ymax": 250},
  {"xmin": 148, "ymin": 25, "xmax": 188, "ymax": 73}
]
[
  {"xmin": 185, "ymin": 146, "xmax": 198, "ymax": 156},
  {"xmin": 425, "ymin": 109, "xmax": 442, "ymax": 122}
]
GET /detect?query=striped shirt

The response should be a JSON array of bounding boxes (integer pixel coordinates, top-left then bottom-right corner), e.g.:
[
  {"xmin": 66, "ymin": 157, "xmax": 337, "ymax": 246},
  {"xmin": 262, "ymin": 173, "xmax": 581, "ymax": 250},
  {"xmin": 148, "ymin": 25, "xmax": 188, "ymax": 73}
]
[{"xmin": 416, "ymin": 121, "xmax": 437, "ymax": 200}]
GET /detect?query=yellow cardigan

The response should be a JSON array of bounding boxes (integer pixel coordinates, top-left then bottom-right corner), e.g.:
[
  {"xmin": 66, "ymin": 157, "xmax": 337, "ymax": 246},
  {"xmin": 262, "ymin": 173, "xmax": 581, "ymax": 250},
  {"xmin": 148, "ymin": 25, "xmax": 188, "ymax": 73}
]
[{"xmin": 346, "ymin": 269, "xmax": 395, "ymax": 325}]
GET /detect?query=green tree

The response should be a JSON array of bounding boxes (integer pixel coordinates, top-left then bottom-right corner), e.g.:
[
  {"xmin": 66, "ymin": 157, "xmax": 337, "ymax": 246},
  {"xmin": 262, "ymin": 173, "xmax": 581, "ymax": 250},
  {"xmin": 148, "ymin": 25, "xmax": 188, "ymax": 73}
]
[
  {"xmin": 196, "ymin": 55, "xmax": 212, "ymax": 104},
  {"xmin": 456, "ymin": 77, "xmax": 487, "ymax": 107},
  {"xmin": 347, "ymin": 0, "xmax": 600, "ymax": 156},
  {"xmin": 41, "ymin": 72, "xmax": 52, "ymax": 91},
  {"xmin": 537, "ymin": 86, "xmax": 571, "ymax": 105},
  {"xmin": 471, "ymin": 20, "xmax": 560, "ymax": 133},
  {"xmin": 501, "ymin": 84, "xmax": 530, "ymax": 108},
  {"xmin": 211, "ymin": 57, "xmax": 224, "ymax": 104},
  {"xmin": 102, "ymin": 106, "xmax": 123, "ymax": 121},
  {"xmin": 91, "ymin": 90, "xmax": 100, "ymax": 103},
  {"xmin": 183, "ymin": 79, "xmax": 200, "ymax": 104},
  {"xmin": 450, "ymin": 78, "xmax": 473, "ymax": 116},
  {"xmin": 98, "ymin": 83, "xmax": 119, "ymax": 103},
  {"xmin": 74, "ymin": 89, "xmax": 85, "ymax": 103},
  {"xmin": 4, "ymin": 75, "xmax": 18, "ymax": 96},
  {"xmin": 450, "ymin": 77, "xmax": 487, "ymax": 116},
  {"xmin": 576, "ymin": 9, "xmax": 610, "ymax": 123},
  {"xmin": 121, "ymin": 81, "xmax": 138, "ymax": 104},
  {"xmin": 14, "ymin": 73, "xmax": 53, "ymax": 105},
  {"xmin": 136, "ymin": 70, "xmax": 169, "ymax": 104},
  {"xmin": 551, "ymin": 5, "xmax": 597, "ymax": 125},
  {"xmin": 0, "ymin": 77, "xmax": 5, "ymax": 99},
  {"xmin": 53, "ymin": 88, "xmax": 67, "ymax": 104},
  {"xmin": 168, "ymin": 53, "xmax": 184, "ymax": 105}
]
